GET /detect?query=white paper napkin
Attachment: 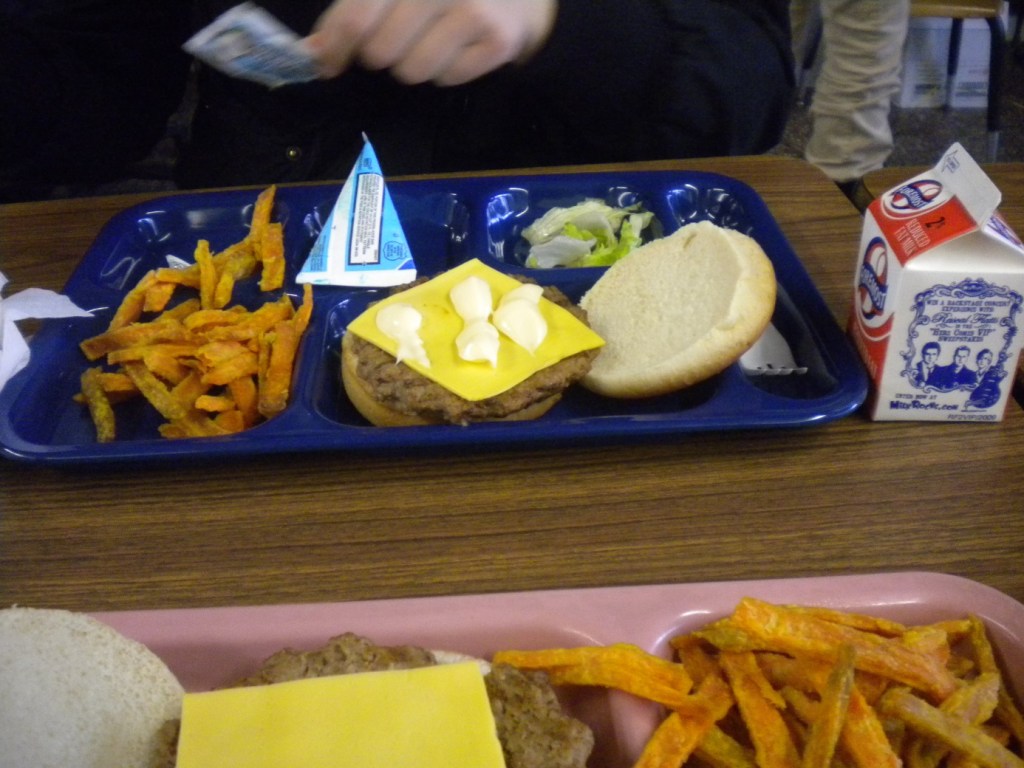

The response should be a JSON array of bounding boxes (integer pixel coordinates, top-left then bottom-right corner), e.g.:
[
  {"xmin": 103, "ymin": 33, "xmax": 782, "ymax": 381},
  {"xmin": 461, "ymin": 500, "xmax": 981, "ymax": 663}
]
[{"xmin": 0, "ymin": 271, "xmax": 93, "ymax": 395}]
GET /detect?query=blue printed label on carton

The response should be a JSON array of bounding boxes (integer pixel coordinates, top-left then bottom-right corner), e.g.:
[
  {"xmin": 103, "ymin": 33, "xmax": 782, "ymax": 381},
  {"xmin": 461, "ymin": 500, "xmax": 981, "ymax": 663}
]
[{"xmin": 892, "ymin": 278, "xmax": 1022, "ymax": 419}]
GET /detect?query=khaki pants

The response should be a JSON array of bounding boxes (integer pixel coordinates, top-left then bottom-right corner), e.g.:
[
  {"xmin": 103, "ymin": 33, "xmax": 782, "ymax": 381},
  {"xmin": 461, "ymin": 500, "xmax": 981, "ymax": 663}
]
[{"xmin": 791, "ymin": 0, "xmax": 911, "ymax": 183}]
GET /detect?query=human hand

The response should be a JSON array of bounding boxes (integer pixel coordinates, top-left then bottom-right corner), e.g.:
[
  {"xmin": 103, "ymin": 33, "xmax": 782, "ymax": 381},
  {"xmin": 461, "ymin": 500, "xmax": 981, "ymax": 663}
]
[{"xmin": 304, "ymin": 0, "xmax": 557, "ymax": 86}]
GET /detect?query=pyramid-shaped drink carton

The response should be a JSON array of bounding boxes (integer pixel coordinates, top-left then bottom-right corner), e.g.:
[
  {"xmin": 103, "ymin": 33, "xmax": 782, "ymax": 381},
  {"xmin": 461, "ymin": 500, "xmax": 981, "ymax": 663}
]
[
  {"xmin": 297, "ymin": 136, "xmax": 416, "ymax": 288},
  {"xmin": 849, "ymin": 143, "xmax": 1024, "ymax": 421}
]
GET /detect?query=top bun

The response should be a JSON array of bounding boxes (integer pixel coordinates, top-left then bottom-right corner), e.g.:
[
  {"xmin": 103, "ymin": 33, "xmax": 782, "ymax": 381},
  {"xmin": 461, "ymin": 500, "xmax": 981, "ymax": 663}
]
[
  {"xmin": 0, "ymin": 606, "xmax": 184, "ymax": 768},
  {"xmin": 579, "ymin": 220, "xmax": 776, "ymax": 398}
]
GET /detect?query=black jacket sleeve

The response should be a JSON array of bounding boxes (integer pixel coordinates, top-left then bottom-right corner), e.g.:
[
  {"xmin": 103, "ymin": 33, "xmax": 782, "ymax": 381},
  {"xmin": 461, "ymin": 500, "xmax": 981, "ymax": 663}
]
[{"xmin": 0, "ymin": 0, "xmax": 191, "ymax": 200}]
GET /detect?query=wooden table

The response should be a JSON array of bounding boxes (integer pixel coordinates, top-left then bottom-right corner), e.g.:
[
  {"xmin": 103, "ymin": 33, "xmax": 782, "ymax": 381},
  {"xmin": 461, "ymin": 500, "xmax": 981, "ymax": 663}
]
[{"xmin": 3, "ymin": 156, "xmax": 1023, "ymax": 617}]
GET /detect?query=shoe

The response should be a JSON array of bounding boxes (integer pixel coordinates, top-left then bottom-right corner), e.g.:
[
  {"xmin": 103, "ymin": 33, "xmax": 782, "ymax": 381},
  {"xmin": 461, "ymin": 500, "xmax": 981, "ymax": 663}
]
[{"xmin": 835, "ymin": 178, "xmax": 872, "ymax": 213}]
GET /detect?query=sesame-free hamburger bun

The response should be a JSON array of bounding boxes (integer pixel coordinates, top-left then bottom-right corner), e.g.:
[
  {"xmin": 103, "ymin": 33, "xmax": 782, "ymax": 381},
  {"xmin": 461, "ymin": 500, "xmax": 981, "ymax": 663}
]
[
  {"xmin": 579, "ymin": 220, "xmax": 777, "ymax": 398},
  {"xmin": 0, "ymin": 606, "xmax": 184, "ymax": 768}
]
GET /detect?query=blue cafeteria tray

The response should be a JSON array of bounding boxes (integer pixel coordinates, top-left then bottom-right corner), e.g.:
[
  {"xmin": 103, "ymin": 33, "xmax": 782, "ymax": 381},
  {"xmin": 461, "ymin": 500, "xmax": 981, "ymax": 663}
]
[{"xmin": 0, "ymin": 170, "xmax": 868, "ymax": 464}]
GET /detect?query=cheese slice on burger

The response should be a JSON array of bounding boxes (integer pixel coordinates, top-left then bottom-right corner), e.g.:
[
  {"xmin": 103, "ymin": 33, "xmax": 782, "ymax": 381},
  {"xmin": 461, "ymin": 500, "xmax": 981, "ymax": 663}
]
[
  {"xmin": 176, "ymin": 661, "xmax": 507, "ymax": 767},
  {"xmin": 346, "ymin": 259, "xmax": 604, "ymax": 402}
]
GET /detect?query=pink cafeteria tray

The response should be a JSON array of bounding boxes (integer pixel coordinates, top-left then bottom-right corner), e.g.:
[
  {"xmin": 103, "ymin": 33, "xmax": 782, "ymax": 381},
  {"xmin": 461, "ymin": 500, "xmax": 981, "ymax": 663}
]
[{"xmin": 95, "ymin": 571, "xmax": 1024, "ymax": 768}]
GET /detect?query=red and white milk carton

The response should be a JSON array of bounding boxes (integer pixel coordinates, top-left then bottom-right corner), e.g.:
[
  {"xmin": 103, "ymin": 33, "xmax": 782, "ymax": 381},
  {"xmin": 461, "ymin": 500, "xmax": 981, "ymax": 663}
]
[{"xmin": 849, "ymin": 143, "xmax": 1024, "ymax": 422}]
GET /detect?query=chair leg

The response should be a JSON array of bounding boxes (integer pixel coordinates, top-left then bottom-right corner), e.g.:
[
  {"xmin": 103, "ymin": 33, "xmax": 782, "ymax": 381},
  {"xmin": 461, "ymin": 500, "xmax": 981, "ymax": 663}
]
[
  {"xmin": 946, "ymin": 18, "xmax": 964, "ymax": 110},
  {"xmin": 985, "ymin": 14, "xmax": 1006, "ymax": 161},
  {"xmin": 1013, "ymin": 0, "xmax": 1023, "ymax": 49},
  {"xmin": 1016, "ymin": 11, "xmax": 1023, "ymax": 62},
  {"xmin": 797, "ymin": 8, "xmax": 823, "ymax": 106}
]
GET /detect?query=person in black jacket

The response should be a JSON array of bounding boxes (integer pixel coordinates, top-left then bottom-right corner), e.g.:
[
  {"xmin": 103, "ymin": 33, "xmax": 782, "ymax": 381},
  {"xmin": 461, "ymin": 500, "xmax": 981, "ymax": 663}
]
[
  {"xmin": 0, "ymin": 0, "xmax": 192, "ymax": 201},
  {"xmin": 0, "ymin": 0, "xmax": 794, "ymax": 201}
]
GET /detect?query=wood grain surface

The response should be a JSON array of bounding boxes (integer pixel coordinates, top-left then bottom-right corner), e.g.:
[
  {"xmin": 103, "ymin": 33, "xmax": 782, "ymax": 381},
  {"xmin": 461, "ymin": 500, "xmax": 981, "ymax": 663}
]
[{"xmin": 2, "ymin": 156, "xmax": 1022, "ymax": 616}]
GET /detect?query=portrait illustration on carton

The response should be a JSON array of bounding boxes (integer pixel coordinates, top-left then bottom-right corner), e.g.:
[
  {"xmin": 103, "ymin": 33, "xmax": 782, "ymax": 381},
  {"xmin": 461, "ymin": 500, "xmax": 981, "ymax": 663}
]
[{"xmin": 900, "ymin": 278, "xmax": 1021, "ymax": 410}]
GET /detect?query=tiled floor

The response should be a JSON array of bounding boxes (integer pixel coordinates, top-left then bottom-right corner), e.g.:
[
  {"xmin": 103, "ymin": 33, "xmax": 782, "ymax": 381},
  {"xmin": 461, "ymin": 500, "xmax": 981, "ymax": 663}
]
[{"xmin": 771, "ymin": 43, "xmax": 1024, "ymax": 171}]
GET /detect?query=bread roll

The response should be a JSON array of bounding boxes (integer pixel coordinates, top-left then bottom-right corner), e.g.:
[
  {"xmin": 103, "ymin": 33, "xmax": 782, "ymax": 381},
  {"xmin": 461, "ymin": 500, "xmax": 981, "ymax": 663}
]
[
  {"xmin": 579, "ymin": 220, "xmax": 776, "ymax": 398},
  {"xmin": 0, "ymin": 606, "xmax": 184, "ymax": 768}
]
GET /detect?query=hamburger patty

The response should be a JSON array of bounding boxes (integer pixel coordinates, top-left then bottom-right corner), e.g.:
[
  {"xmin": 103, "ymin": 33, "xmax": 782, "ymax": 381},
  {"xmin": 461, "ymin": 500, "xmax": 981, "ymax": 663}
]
[
  {"xmin": 151, "ymin": 633, "xmax": 593, "ymax": 768},
  {"xmin": 485, "ymin": 662, "xmax": 595, "ymax": 768},
  {"xmin": 345, "ymin": 281, "xmax": 600, "ymax": 425},
  {"xmin": 231, "ymin": 631, "xmax": 435, "ymax": 684}
]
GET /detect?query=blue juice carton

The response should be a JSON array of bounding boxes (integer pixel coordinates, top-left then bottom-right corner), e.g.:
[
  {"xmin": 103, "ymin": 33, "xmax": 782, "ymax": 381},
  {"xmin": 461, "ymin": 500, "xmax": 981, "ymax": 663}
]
[
  {"xmin": 297, "ymin": 136, "xmax": 416, "ymax": 288},
  {"xmin": 849, "ymin": 143, "xmax": 1024, "ymax": 421}
]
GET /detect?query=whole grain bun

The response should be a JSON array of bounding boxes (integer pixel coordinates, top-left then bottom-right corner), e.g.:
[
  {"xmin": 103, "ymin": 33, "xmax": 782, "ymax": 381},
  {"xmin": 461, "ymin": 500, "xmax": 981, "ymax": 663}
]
[
  {"xmin": 579, "ymin": 220, "xmax": 777, "ymax": 398},
  {"xmin": 0, "ymin": 606, "xmax": 184, "ymax": 768},
  {"xmin": 340, "ymin": 331, "xmax": 563, "ymax": 427}
]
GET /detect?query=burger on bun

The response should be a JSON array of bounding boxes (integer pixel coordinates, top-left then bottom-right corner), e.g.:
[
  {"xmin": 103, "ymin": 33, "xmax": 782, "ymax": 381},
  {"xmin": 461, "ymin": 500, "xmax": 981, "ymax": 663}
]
[
  {"xmin": 154, "ymin": 632, "xmax": 594, "ymax": 768},
  {"xmin": 1, "ymin": 605, "xmax": 595, "ymax": 768},
  {"xmin": 341, "ymin": 259, "xmax": 605, "ymax": 427}
]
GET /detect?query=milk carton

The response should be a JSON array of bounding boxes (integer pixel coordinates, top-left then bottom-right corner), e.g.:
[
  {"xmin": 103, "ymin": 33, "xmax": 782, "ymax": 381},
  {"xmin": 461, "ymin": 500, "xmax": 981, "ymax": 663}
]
[{"xmin": 849, "ymin": 143, "xmax": 1024, "ymax": 421}]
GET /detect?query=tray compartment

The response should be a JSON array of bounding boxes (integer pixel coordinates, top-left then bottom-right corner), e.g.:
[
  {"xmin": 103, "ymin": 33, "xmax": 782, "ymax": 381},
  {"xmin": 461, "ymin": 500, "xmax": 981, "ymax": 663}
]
[
  {"xmin": 480, "ymin": 179, "xmax": 665, "ymax": 271},
  {"xmin": 744, "ymin": 284, "xmax": 840, "ymax": 400},
  {"xmin": 664, "ymin": 179, "xmax": 753, "ymax": 232},
  {"xmin": 315, "ymin": 267, "xmax": 724, "ymax": 429}
]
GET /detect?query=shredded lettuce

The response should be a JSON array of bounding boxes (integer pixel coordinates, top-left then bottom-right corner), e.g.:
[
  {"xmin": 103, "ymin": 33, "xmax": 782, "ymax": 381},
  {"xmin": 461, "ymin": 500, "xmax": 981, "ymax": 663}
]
[
  {"xmin": 523, "ymin": 201, "xmax": 655, "ymax": 268},
  {"xmin": 526, "ymin": 235, "xmax": 598, "ymax": 269},
  {"xmin": 522, "ymin": 199, "xmax": 616, "ymax": 245}
]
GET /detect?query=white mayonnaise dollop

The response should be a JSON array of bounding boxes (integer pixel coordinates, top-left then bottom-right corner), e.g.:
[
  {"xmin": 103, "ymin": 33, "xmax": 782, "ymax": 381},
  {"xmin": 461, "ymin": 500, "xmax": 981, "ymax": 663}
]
[
  {"xmin": 449, "ymin": 276, "xmax": 548, "ymax": 362},
  {"xmin": 449, "ymin": 275, "xmax": 493, "ymax": 323},
  {"xmin": 456, "ymin": 319, "xmax": 500, "ymax": 367},
  {"xmin": 499, "ymin": 283, "xmax": 544, "ymax": 307},
  {"xmin": 375, "ymin": 302, "xmax": 430, "ymax": 368},
  {"xmin": 450, "ymin": 276, "xmax": 500, "ymax": 365},
  {"xmin": 494, "ymin": 283, "xmax": 548, "ymax": 354}
]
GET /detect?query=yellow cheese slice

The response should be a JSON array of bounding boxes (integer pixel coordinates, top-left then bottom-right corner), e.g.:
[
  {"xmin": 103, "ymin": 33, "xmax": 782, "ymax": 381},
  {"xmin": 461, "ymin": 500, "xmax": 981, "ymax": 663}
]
[
  {"xmin": 176, "ymin": 661, "xmax": 507, "ymax": 768},
  {"xmin": 346, "ymin": 259, "xmax": 605, "ymax": 401}
]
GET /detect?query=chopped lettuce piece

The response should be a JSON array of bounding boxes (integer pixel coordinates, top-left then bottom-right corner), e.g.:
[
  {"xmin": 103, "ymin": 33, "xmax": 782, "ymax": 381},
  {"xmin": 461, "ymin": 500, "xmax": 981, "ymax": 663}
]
[
  {"xmin": 523, "ymin": 200, "xmax": 655, "ymax": 268},
  {"xmin": 579, "ymin": 216, "xmax": 644, "ymax": 267},
  {"xmin": 526, "ymin": 235, "xmax": 598, "ymax": 268},
  {"xmin": 521, "ymin": 199, "xmax": 617, "ymax": 245}
]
